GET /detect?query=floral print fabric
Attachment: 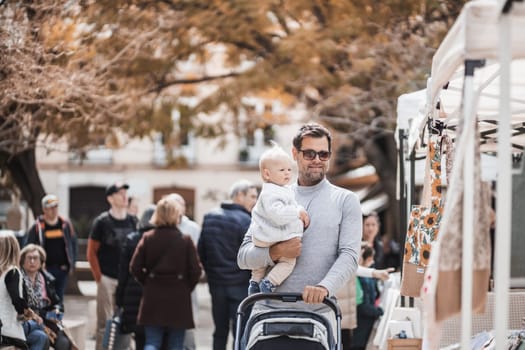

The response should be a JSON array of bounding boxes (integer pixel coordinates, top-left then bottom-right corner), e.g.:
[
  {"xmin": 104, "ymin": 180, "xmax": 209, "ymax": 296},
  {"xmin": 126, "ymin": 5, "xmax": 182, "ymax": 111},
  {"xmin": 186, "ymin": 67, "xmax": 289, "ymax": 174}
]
[
  {"xmin": 404, "ymin": 137, "xmax": 443, "ymax": 267},
  {"xmin": 421, "ymin": 116, "xmax": 491, "ymax": 350}
]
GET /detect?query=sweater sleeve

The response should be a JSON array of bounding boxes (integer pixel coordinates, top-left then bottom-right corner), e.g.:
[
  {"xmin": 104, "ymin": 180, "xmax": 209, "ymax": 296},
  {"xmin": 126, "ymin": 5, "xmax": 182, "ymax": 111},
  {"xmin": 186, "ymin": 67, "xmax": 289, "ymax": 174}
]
[
  {"xmin": 67, "ymin": 220, "xmax": 78, "ymax": 263},
  {"xmin": 318, "ymin": 190, "xmax": 362, "ymax": 295},
  {"xmin": 357, "ymin": 266, "xmax": 374, "ymax": 278},
  {"xmin": 237, "ymin": 231, "xmax": 276, "ymax": 271},
  {"xmin": 5, "ymin": 268, "xmax": 27, "ymax": 314}
]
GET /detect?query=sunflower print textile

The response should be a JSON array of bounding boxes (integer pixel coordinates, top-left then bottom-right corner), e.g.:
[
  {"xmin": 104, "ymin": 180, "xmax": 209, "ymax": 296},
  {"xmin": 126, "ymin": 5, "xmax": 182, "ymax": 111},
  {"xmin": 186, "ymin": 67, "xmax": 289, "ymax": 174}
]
[{"xmin": 404, "ymin": 137, "xmax": 443, "ymax": 266}]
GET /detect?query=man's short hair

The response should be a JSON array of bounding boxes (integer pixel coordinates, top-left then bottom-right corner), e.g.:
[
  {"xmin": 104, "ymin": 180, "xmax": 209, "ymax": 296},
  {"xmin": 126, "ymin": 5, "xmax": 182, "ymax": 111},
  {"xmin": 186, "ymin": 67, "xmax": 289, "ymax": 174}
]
[
  {"xmin": 292, "ymin": 123, "xmax": 332, "ymax": 152},
  {"xmin": 229, "ymin": 179, "xmax": 256, "ymax": 200}
]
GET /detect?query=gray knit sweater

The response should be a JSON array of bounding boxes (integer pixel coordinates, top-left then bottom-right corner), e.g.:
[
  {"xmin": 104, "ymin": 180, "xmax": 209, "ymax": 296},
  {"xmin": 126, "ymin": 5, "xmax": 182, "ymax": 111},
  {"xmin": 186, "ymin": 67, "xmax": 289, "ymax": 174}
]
[{"xmin": 238, "ymin": 178, "xmax": 362, "ymax": 299}]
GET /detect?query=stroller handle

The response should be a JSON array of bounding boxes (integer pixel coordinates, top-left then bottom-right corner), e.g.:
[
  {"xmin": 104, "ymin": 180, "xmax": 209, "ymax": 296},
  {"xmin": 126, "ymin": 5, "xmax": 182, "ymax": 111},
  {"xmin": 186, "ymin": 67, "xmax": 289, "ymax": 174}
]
[
  {"xmin": 236, "ymin": 292, "xmax": 342, "ymax": 318},
  {"xmin": 235, "ymin": 292, "xmax": 342, "ymax": 350}
]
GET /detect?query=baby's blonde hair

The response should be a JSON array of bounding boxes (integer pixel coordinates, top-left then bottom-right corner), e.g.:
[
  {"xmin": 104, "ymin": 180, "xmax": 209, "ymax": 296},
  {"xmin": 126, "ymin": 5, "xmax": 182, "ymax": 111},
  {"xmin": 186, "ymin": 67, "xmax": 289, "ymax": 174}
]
[{"xmin": 259, "ymin": 141, "xmax": 292, "ymax": 179}]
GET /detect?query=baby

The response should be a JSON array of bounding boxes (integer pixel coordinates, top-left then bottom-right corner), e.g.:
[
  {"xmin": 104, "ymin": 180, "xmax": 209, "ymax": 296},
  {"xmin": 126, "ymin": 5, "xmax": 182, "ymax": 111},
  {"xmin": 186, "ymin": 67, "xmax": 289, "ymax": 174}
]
[{"xmin": 247, "ymin": 142, "xmax": 309, "ymax": 294}]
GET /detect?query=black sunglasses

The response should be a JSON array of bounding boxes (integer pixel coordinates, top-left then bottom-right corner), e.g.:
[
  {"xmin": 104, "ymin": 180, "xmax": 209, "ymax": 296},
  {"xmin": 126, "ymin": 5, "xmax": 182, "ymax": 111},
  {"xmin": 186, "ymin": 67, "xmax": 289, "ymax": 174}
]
[{"xmin": 298, "ymin": 149, "xmax": 331, "ymax": 161}]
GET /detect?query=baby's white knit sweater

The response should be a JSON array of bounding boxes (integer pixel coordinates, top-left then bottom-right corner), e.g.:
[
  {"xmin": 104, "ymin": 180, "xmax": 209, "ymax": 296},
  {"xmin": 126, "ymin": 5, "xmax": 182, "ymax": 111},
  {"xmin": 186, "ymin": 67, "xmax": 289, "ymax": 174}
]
[{"xmin": 248, "ymin": 182, "xmax": 304, "ymax": 244}]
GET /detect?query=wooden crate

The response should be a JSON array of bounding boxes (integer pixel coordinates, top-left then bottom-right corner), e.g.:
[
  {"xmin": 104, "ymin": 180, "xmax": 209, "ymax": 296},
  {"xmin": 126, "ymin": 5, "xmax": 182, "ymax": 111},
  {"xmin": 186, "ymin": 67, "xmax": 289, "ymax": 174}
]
[{"xmin": 387, "ymin": 338, "xmax": 422, "ymax": 350}]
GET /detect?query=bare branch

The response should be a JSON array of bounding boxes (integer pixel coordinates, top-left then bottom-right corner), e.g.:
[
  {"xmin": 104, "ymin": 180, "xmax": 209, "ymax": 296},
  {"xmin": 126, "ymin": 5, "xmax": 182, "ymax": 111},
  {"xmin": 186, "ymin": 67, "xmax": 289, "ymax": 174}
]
[{"xmin": 148, "ymin": 72, "xmax": 241, "ymax": 93}]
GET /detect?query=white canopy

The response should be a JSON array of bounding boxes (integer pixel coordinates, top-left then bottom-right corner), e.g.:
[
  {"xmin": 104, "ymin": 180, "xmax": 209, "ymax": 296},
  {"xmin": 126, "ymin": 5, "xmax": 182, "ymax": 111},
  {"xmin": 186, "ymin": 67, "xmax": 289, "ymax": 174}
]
[
  {"xmin": 395, "ymin": 88, "xmax": 499, "ymax": 186},
  {"xmin": 396, "ymin": 0, "xmax": 525, "ymax": 177},
  {"xmin": 396, "ymin": 0, "xmax": 525, "ymax": 348},
  {"xmin": 395, "ymin": 89, "xmax": 426, "ymax": 153},
  {"xmin": 428, "ymin": 0, "xmax": 525, "ymax": 106},
  {"xmin": 418, "ymin": 0, "xmax": 525, "ymax": 154}
]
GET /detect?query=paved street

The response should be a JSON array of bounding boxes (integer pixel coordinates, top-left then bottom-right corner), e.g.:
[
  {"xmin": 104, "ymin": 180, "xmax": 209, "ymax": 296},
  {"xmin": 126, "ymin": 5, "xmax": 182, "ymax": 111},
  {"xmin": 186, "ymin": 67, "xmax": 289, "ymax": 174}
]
[{"xmin": 64, "ymin": 281, "xmax": 233, "ymax": 350}]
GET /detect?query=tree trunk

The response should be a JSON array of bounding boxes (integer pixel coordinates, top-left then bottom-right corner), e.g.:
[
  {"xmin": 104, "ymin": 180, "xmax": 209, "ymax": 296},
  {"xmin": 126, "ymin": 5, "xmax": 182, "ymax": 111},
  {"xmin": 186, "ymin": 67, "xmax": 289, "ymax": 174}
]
[
  {"xmin": 364, "ymin": 129, "xmax": 400, "ymax": 243},
  {"xmin": 6, "ymin": 148, "xmax": 45, "ymax": 219}
]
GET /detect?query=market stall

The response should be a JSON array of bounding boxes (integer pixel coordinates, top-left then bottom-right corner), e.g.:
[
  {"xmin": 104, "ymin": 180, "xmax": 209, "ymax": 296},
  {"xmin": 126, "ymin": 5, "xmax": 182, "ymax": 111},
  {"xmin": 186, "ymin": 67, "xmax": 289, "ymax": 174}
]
[{"xmin": 395, "ymin": 0, "xmax": 525, "ymax": 348}]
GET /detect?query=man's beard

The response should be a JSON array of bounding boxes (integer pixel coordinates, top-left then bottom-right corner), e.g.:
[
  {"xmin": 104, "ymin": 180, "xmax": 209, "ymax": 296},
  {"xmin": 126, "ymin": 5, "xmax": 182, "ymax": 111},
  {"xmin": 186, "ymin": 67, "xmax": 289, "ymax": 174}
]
[{"xmin": 302, "ymin": 169, "xmax": 325, "ymax": 185}]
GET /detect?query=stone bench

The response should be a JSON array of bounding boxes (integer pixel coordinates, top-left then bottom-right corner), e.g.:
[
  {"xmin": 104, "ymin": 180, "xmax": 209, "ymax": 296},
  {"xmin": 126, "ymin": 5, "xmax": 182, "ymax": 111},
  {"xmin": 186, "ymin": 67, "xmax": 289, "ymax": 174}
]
[
  {"xmin": 75, "ymin": 261, "xmax": 93, "ymax": 281},
  {"xmin": 63, "ymin": 318, "xmax": 87, "ymax": 350}
]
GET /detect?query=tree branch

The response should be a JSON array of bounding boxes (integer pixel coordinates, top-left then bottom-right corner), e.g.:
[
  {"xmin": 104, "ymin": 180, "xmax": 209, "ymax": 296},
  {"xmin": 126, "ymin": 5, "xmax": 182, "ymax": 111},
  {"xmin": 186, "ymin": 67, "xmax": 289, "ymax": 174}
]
[{"xmin": 148, "ymin": 72, "xmax": 240, "ymax": 93}]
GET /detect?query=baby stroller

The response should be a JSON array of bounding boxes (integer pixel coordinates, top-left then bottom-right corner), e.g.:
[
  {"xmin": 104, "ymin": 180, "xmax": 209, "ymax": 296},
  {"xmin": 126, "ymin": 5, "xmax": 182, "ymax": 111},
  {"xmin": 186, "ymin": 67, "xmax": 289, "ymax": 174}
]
[{"xmin": 234, "ymin": 292, "xmax": 341, "ymax": 350}]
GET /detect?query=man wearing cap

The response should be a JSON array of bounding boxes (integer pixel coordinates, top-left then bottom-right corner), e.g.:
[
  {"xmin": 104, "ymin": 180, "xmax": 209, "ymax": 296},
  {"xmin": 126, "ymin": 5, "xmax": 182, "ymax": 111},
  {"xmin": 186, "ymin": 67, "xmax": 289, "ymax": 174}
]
[
  {"xmin": 87, "ymin": 182, "xmax": 138, "ymax": 350},
  {"xmin": 26, "ymin": 194, "xmax": 77, "ymax": 303}
]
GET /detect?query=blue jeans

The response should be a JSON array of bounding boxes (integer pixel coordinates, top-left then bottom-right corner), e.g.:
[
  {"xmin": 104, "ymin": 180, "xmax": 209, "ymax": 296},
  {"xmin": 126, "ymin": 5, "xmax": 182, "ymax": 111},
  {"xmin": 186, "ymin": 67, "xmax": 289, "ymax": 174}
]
[
  {"xmin": 23, "ymin": 320, "xmax": 50, "ymax": 350},
  {"xmin": 46, "ymin": 265, "xmax": 69, "ymax": 302},
  {"xmin": 208, "ymin": 283, "xmax": 248, "ymax": 350},
  {"xmin": 144, "ymin": 325, "xmax": 185, "ymax": 350}
]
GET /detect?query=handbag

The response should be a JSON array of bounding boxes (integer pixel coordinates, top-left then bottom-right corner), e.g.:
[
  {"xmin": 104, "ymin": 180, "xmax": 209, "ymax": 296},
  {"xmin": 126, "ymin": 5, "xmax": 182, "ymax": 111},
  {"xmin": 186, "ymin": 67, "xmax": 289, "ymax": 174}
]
[
  {"xmin": 400, "ymin": 135, "xmax": 444, "ymax": 297},
  {"xmin": 43, "ymin": 315, "xmax": 79, "ymax": 350},
  {"xmin": 102, "ymin": 311, "xmax": 124, "ymax": 350}
]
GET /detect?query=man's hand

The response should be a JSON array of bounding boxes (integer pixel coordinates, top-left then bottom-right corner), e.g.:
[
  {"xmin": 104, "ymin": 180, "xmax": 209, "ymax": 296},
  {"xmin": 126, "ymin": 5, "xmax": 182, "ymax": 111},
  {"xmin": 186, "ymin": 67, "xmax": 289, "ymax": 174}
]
[
  {"xmin": 299, "ymin": 209, "xmax": 310, "ymax": 229},
  {"xmin": 269, "ymin": 237, "xmax": 301, "ymax": 262},
  {"xmin": 372, "ymin": 267, "xmax": 395, "ymax": 281},
  {"xmin": 302, "ymin": 285, "xmax": 328, "ymax": 304}
]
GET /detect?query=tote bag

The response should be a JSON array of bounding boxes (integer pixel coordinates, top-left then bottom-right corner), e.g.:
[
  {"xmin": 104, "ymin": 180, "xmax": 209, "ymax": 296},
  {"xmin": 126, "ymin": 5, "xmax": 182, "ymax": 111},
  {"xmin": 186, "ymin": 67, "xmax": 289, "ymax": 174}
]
[{"xmin": 400, "ymin": 136, "xmax": 444, "ymax": 297}]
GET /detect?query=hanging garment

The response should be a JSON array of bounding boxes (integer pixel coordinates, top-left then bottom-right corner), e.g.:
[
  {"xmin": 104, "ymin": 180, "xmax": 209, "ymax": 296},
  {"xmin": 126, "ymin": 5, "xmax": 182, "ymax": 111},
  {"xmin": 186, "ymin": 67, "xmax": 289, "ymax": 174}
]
[
  {"xmin": 434, "ymin": 119, "xmax": 492, "ymax": 321},
  {"xmin": 421, "ymin": 116, "xmax": 492, "ymax": 350},
  {"xmin": 400, "ymin": 135, "xmax": 444, "ymax": 298}
]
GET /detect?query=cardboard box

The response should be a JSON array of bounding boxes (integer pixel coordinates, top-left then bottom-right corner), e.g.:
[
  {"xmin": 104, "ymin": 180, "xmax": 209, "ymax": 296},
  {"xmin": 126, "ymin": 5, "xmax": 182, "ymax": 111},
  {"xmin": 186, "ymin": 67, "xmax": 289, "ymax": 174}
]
[{"xmin": 387, "ymin": 338, "xmax": 422, "ymax": 350}]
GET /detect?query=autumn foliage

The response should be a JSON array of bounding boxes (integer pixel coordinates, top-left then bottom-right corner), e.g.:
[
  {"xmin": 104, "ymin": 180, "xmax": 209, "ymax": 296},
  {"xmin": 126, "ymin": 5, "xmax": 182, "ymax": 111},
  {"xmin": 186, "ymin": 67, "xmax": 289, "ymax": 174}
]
[{"xmin": 0, "ymin": 0, "xmax": 466, "ymax": 214}]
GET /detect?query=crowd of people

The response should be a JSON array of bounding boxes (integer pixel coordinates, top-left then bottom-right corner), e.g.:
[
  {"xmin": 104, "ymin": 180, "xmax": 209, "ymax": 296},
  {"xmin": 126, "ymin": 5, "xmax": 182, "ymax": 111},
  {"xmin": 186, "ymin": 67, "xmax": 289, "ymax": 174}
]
[{"xmin": 0, "ymin": 122, "xmax": 401, "ymax": 350}]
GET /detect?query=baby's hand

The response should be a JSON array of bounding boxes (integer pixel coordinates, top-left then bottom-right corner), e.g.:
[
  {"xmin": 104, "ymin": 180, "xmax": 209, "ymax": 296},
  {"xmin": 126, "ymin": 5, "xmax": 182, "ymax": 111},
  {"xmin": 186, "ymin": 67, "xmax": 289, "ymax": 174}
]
[{"xmin": 299, "ymin": 209, "xmax": 310, "ymax": 229}]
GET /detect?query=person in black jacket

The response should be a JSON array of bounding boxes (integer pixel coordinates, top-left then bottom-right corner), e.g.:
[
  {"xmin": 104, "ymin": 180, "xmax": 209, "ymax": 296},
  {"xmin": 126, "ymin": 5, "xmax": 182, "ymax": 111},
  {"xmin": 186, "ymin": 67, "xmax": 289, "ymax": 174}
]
[
  {"xmin": 197, "ymin": 180, "xmax": 258, "ymax": 350},
  {"xmin": 116, "ymin": 204, "xmax": 156, "ymax": 350},
  {"xmin": 26, "ymin": 194, "xmax": 77, "ymax": 303}
]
